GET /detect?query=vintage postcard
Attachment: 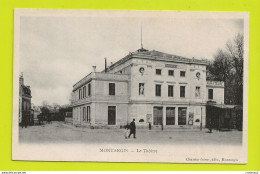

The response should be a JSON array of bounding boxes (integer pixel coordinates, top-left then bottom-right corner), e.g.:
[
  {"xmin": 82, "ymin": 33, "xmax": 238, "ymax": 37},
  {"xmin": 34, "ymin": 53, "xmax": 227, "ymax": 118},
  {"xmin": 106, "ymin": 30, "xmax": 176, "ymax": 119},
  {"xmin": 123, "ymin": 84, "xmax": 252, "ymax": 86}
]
[{"xmin": 12, "ymin": 9, "xmax": 248, "ymax": 163}]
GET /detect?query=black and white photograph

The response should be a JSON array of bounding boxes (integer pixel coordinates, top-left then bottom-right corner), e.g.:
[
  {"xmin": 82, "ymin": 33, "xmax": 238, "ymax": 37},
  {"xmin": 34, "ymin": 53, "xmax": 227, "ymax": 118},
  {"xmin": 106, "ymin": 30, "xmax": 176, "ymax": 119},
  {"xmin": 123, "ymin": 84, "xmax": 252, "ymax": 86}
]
[{"xmin": 12, "ymin": 9, "xmax": 248, "ymax": 163}]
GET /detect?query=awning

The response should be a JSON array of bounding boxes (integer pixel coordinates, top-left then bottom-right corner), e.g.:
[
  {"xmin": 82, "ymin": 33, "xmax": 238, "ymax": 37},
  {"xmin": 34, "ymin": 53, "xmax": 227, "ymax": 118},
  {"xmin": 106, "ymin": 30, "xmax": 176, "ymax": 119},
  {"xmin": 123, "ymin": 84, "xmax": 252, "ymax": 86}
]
[{"xmin": 208, "ymin": 104, "xmax": 237, "ymax": 109}]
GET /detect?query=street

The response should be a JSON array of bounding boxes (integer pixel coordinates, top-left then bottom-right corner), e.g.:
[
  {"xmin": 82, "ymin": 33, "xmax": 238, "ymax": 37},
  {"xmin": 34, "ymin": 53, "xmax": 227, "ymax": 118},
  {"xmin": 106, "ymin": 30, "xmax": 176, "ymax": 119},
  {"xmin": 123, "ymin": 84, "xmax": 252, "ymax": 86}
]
[{"xmin": 19, "ymin": 121, "xmax": 243, "ymax": 145}]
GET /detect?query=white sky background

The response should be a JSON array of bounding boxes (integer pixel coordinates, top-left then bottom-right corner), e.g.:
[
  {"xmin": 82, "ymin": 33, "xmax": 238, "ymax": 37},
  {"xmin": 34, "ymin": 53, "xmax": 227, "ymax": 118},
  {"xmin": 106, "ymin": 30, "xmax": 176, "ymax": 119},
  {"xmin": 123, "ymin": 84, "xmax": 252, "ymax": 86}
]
[{"xmin": 20, "ymin": 15, "xmax": 243, "ymax": 106}]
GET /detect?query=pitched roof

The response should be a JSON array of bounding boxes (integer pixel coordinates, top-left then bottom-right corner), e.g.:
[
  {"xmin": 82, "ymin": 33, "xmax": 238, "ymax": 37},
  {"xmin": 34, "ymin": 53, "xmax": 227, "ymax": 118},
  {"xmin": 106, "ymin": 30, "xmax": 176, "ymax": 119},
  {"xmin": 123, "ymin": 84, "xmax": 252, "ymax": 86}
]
[
  {"xmin": 132, "ymin": 49, "xmax": 208, "ymax": 64},
  {"xmin": 105, "ymin": 48, "xmax": 208, "ymax": 72}
]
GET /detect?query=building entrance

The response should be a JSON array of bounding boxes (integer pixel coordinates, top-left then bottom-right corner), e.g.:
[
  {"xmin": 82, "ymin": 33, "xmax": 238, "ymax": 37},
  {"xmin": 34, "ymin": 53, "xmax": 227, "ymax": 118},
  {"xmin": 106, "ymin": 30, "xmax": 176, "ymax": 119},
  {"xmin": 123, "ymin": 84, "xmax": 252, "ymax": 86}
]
[
  {"xmin": 108, "ymin": 106, "xmax": 116, "ymax": 125},
  {"xmin": 153, "ymin": 107, "xmax": 163, "ymax": 125},
  {"xmin": 166, "ymin": 107, "xmax": 175, "ymax": 125},
  {"xmin": 178, "ymin": 107, "xmax": 187, "ymax": 125}
]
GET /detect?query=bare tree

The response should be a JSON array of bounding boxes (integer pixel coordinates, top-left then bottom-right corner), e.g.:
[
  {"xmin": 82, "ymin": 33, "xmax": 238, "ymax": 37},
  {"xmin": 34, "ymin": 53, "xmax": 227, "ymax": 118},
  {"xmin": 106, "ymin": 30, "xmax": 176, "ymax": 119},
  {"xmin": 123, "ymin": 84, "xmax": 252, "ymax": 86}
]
[
  {"xmin": 69, "ymin": 92, "xmax": 74, "ymax": 105},
  {"xmin": 42, "ymin": 100, "xmax": 49, "ymax": 107},
  {"xmin": 208, "ymin": 33, "xmax": 244, "ymax": 105}
]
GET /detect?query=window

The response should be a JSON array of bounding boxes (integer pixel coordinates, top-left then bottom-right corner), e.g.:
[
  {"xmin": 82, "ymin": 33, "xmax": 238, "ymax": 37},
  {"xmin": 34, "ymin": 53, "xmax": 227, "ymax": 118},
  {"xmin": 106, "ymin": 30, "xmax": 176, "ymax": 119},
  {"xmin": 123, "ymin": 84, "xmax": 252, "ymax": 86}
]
[
  {"xmin": 87, "ymin": 106, "xmax": 91, "ymax": 122},
  {"xmin": 168, "ymin": 85, "xmax": 174, "ymax": 97},
  {"xmin": 109, "ymin": 83, "xmax": 115, "ymax": 95},
  {"xmin": 180, "ymin": 71, "xmax": 186, "ymax": 77},
  {"xmin": 83, "ymin": 107, "xmax": 86, "ymax": 121},
  {"xmin": 208, "ymin": 89, "xmax": 213, "ymax": 99},
  {"xmin": 79, "ymin": 89, "xmax": 82, "ymax": 99},
  {"xmin": 155, "ymin": 84, "xmax": 161, "ymax": 96},
  {"xmin": 168, "ymin": 70, "xmax": 174, "ymax": 76},
  {"xmin": 195, "ymin": 87, "xmax": 201, "ymax": 98},
  {"xmin": 180, "ymin": 86, "xmax": 185, "ymax": 98},
  {"xmin": 88, "ymin": 83, "xmax": 91, "ymax": 96},
  {"xmin": 83, "ymin": 86, "xmax": 86, "ymax": 98},
  {"xmin": 156, "ymin": 69, "xmax": 162, "ymax": 75},
  {"xmin": 139, "ymin": 83, "xmax": 145, "ymax": 95}
]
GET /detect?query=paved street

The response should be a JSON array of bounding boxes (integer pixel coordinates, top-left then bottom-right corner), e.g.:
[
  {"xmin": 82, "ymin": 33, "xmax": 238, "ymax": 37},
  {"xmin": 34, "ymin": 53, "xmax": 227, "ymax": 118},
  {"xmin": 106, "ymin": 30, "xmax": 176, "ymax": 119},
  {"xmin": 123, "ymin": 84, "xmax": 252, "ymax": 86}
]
[{"xmin": 19, "ymin": 121, "xmax": 243, "ymax": 145}]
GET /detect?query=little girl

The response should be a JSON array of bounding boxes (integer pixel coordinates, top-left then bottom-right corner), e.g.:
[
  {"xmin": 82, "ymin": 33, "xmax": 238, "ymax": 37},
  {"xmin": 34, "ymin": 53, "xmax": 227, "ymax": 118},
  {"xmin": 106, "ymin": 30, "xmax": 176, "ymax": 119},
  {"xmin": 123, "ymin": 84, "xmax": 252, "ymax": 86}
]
[{"xmin": 124, "ymin": 125, "xmax": 130, "ymax": 139}]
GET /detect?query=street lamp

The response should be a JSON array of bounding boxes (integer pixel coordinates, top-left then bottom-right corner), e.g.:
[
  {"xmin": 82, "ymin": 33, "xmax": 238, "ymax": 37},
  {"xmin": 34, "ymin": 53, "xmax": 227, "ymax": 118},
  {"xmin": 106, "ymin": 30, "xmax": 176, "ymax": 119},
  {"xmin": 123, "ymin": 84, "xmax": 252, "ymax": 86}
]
[{"xmin": 200, "ymin": 101, "xmax": 203, "ymax": 131}]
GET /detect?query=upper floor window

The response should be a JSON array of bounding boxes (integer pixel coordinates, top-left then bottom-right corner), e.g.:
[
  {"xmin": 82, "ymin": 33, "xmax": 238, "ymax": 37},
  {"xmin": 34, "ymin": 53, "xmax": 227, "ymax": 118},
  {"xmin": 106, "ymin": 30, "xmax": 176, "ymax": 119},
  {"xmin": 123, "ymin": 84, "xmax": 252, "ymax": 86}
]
[
  {"xmin": 109, "ymin": 83, "xmax": 115, "ymax": 96},
  {"xmin": 208, "ymin": 89, "xmax": 213, "ymax": 100},
  {"xmin": 156, "ymin": 69, "xmax": 162, "ymax": 75},
  {"xmin": 83, "ymin": 86, "xmax": 86, "ymax": 98},
  {"xmin": 180, "ymin": 86, "xmax": 185, "ymax": 98},
  {"xmin": 168, "ymin": 70, "xmax": 174, "ymax": 76},
  {"xmin": 195, "ymin": 87, "xmax": 201, "ymax": 98},
  {"xmin": 155, "ymin": 84, "xmax": 161, "ymax": 97},
  {"xmin": 139, "ymin": 83, "xmax": 145, "ymax": 95},
  {"xmin": 168, "ymin": 85, "xmax": 174, "ymax": 97},
  {"xmin": 88, "ymin": 83, "xmax": 91, "ymax": 96},
  {"xmin": 79, "ymin": 89, "xmax": 82, "ymax": 99},
  {"xmin": 180, "ymin": 71, "xmax": 186, "ymax": 77}
]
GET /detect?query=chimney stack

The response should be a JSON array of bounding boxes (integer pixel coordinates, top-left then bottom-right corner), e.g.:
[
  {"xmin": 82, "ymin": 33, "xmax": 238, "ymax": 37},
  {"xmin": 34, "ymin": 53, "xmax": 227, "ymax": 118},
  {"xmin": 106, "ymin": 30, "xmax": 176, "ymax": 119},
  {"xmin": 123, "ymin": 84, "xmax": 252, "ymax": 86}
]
[
  {"xmin": 19, "ymin": 72, "xmax": 24, "ymax": 85},
  {"xmin": 105, "ymin": 58, "xmax": 107, "ymax": 72},
  {"xmin": 92, "ymin": 66, "xmax": 96, "ymax": 72}
]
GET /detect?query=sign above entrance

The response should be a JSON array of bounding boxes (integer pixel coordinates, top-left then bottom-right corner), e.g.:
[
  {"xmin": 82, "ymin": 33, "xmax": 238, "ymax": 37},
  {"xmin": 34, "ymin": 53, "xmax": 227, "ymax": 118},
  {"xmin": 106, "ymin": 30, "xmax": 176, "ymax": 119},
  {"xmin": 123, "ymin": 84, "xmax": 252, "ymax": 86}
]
[
  {"xmin": 165, "ymin": 64, "xmax": 177, "ymax": 68},
  {"xmin": 207, "ymin": 81, "xmax": 224, "ymax": 87}
]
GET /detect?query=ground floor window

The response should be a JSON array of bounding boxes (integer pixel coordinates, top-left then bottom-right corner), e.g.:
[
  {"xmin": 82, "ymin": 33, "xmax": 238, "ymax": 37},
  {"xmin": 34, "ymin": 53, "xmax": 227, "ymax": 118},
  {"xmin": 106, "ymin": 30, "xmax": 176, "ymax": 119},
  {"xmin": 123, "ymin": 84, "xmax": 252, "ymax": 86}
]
[
  {"xmin": 83, "ymin": 107, "xmax": 86, "ymax": 121},
  {"xmin": 87, "ymin": 106, "xmax": 91, "ymax": 122}
]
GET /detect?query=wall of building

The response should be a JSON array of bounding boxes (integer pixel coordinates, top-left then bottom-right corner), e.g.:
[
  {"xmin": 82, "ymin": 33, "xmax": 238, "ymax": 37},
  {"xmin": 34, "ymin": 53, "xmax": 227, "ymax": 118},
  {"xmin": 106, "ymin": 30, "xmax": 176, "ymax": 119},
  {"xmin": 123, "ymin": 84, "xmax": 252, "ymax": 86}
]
[
  {"xmin": 129, "ymin": 58, "xmax": 207, "ymax": 104},
  {"xmin": 94, "ymin": 103, "xmax": 128, "ymax": 126},
  {"xmin": 206, "ymin": 81, "xmax": 225, "ymax": 104},
  {"xmin": 206, "ymin": 87, "xmax": 224, "ymax": 104}
]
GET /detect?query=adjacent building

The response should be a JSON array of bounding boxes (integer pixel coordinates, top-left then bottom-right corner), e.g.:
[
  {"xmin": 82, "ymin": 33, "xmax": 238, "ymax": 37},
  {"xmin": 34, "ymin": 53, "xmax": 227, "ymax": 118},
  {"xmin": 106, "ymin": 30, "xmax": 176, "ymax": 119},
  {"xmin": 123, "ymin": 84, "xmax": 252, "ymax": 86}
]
[
  {"xmin": 72, "ymin": 48, "xmax": 224, "ymax": 128},
  {"xmin": 19, "ymin": 73, "xmax": 32, "ymax": 125}
]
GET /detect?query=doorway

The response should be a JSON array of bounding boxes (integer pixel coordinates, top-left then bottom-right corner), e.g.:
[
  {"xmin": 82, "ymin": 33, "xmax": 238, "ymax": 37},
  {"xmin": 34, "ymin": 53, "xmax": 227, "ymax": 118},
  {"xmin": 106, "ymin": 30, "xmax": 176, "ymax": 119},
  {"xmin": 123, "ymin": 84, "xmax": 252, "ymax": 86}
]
[
  {"xmin": 153, "ymin": 107, "xmax": 163, "ymax": 125},
  {"xmin": 178, "ymin": 107, "xmax": 187, "ymax": 125},
  {"xmin": 108, "ymin": 106, "xmax": 116, "ymax": 125},
  {"xmin": 166, "ymin": 107, "xmax": 175, "ymax": 125}
]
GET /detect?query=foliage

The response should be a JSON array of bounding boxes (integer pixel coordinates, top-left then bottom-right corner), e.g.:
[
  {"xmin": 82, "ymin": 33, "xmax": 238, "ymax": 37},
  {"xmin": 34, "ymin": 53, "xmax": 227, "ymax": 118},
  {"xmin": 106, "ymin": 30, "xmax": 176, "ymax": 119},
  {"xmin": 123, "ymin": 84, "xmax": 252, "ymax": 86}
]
[{"xmin": 207, "ymin": 34, "xmax": 244, "ymax": 105}]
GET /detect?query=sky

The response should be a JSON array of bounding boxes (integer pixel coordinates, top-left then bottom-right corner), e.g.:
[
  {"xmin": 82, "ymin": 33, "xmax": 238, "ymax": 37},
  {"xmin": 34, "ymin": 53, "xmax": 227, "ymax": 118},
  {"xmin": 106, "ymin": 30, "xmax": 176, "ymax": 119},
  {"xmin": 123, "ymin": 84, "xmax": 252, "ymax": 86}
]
[{"xmin": 19, "ymin": 14, "xmax": 244, "ymax": 106}]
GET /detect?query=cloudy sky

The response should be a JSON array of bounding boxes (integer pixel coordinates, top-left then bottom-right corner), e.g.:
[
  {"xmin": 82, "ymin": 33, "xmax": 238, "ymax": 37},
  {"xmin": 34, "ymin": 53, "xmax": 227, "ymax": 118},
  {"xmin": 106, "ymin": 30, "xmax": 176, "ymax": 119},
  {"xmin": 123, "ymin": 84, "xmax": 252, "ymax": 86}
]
[{"xmin": 19, "ymin": 12, "xmax": 244, "ymax": 106}]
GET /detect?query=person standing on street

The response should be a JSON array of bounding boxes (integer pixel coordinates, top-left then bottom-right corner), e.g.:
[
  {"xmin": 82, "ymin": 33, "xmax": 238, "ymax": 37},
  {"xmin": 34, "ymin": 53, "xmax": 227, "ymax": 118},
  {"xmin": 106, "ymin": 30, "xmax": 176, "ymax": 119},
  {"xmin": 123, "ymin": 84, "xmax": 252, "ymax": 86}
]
[{"xmin": 128, "ymin": 119, "xmax": 136, "ymax": 139}]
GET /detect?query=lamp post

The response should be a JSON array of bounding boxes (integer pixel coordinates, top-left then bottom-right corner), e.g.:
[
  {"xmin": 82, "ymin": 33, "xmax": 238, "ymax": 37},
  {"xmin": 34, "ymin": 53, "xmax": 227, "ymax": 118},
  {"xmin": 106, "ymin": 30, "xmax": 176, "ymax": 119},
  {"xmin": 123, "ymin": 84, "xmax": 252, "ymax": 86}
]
[{"xmin": 200, "ymin": 102, "xmax": 203, "ymax": 131}]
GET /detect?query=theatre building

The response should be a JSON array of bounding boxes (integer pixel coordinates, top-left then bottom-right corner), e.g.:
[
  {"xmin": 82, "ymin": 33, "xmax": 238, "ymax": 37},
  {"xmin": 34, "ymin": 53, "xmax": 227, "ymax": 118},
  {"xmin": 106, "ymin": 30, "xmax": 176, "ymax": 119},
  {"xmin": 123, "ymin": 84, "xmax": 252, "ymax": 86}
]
[{"xmin": 72, "ymin": 48, "xmax": 224, "ymax": 128}]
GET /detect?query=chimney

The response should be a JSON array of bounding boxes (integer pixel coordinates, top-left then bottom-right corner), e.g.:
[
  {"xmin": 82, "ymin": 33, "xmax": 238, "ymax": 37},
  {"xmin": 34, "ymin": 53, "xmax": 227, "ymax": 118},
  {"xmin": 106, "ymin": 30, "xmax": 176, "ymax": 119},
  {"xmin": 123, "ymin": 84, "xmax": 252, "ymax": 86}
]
[
  {"xmin": 92, "ymin": 66, "xmax": 96, "ymax": 72},
  {"xmin": 105, "ymin": 58, "xmax": 107, "ymax": 72},
  {"xmin": 19, "ymin": 72, "xmax": 24, "ymax": 85}
]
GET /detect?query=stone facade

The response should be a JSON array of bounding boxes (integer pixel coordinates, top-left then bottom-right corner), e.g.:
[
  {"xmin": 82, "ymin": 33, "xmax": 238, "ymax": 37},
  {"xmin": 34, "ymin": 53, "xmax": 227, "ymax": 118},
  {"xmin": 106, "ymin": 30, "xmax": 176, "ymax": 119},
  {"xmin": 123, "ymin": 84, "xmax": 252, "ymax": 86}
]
[
  {"xmin": 72, "ymin": 49, "xmax": 224, "ymax": 128},
  {"xmin": 19, "ymin": 73, "xmax": 32, "ymax": 125}
]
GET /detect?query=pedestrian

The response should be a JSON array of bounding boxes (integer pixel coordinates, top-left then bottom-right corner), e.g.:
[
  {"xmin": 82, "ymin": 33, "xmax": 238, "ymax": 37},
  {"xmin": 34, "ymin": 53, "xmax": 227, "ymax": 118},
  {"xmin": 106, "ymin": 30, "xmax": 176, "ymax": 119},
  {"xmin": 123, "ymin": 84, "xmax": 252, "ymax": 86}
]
[
  {"xmin": 22, "ymin": 113, "xmax": 28, "ymax": 128},
  {"xmin": 124, "ymin": 125, "xmax": 130, "ymax": 139},
  {"xmin": 128, "ymin": 119, "xmax": 136, "ymax": 139},
  {"xmin": 149, "ymin": 122, "xmax": 152, "ymax": 130}
]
